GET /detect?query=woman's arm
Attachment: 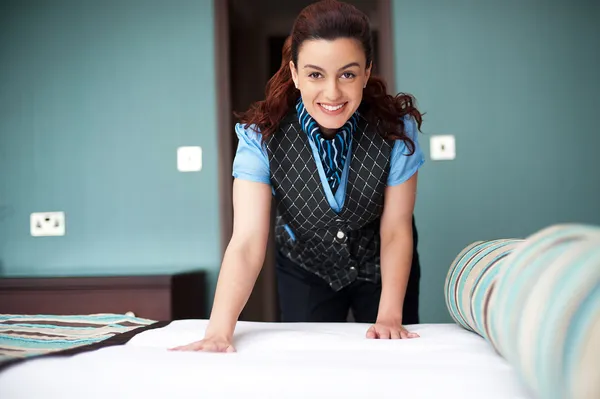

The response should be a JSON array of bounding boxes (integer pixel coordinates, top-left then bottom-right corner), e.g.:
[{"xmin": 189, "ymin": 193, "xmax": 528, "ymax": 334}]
[
  {"xmin": 171, "ymin": 178, "xmax": 272, "ymax": 351},
  {"xmin": 366, "ymin": 172, "xmax": 420, "ymax": 339},
  {"xmin": 207, "ymin": 178, "xmax": 272, "ymax": 336}
]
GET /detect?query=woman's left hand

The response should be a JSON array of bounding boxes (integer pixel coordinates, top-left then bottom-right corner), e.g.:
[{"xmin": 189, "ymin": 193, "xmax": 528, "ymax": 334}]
[{"xmin": 366, "ymin": 318, "xmax": 419, "ymax": 339}]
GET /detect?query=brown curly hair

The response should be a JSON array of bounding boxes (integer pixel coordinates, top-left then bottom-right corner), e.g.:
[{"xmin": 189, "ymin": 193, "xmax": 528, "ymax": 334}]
[{"xmin": 235, "ymin": 0, "xmax": 422, "ymax": 155}]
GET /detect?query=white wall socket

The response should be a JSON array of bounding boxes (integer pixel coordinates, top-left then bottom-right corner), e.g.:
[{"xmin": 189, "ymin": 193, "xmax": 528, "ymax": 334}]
[
  {"xmin": 430, "ymin": 135, "xmax": 456, "ymax": 161},
  {"xmin": 177, "ymin": 146, "xmax": 202, "ymax": 172},
  {"xmin": 30, "ymin": 211, "xmax": 66, "ymax": 237}
]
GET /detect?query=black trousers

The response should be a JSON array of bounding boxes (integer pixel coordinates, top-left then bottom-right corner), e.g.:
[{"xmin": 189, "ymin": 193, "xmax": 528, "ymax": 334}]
[{"xmin": 275, "ymin": 216, "xmax": 421, "ymax": 325}]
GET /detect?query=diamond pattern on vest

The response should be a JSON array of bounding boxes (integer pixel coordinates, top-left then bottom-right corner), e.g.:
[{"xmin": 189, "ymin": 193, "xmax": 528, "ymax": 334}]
[{"xmin": 266, "ymin": 113, "xmax": 393, "ymax": 291}]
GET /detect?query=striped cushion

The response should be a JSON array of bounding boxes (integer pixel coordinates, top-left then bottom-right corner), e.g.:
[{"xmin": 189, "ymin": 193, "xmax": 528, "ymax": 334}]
[
  {"xmin": 444, "ymin": 238, "xmax": 524, "ymax": 339},
  {"xmin": 445, "ymin": 224, "xmax": 600, "ymax": 399}
]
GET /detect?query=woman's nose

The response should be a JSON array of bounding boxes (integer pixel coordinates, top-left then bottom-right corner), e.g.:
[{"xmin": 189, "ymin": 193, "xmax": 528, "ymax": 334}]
[{"xmin": 324, "ymin": 79, "xmax": 342, "ymax": 101}]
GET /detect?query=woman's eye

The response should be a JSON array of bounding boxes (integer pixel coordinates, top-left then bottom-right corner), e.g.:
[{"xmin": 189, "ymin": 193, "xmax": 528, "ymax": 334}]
[
  {"xmin": 308, "ymin": 72, "xmax": 322, "ymax": 79},
  {"xmin": 341, "ymin": 72, "xmax": 356, "ymax": 79}
]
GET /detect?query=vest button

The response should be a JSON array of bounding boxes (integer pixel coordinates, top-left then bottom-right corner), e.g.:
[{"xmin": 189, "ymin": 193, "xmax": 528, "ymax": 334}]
[
  {"xmin": 336, "ymin": 231, "xmax": 345, "ymax": 239},
  {"xmin": 349, "ymin": 266, "xmax": 357, "ymax": 279}
]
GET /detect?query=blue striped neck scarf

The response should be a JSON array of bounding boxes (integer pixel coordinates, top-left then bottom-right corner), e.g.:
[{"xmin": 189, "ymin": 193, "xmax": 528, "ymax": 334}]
[{"xmin": 295, "ymin": 98, "xmax": 359, "ymax": 193}]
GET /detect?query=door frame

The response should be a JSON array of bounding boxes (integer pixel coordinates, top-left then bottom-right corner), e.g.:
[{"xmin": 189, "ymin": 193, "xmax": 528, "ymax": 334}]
[{"xmin": 214, "ymin": 0, "xmax": 233, "ymax": 257}]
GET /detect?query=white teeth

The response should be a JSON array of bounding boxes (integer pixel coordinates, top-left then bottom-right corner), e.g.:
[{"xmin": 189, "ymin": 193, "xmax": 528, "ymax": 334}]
[{"xmin": 320, "ymin": 103, "xmax": 344, "ymax": 111}]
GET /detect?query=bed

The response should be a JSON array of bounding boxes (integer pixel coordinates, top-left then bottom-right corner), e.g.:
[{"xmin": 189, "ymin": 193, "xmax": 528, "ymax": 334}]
[
  {"xmin": 0, "ymin": 223, "xmax": 597, "ymax": 399},
  {"xmin": 0, "ymin": 319, "xmax": 533, "ymax": 398}
]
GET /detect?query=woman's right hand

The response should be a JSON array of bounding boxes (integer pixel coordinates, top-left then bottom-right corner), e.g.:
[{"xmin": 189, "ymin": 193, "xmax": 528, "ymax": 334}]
[{"xmin": 169, "ymin": 335, "xmax": 235, "ymax": 353}]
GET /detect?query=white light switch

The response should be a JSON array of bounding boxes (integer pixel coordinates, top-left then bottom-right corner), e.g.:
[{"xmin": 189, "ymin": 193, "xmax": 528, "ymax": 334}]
[
  {"xmin": 31, "ymin": 211, "xmax": 66, "ymax": 237},
  {"xmin": 177, "ymin": 146, "xmax": 202, "ymax": 172},
  {"xmin": 430, "ymin": 135, "xmax": 456, "ymax": 161}
]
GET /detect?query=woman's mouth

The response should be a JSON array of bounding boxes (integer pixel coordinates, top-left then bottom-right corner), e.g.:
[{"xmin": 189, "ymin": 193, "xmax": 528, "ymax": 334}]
[{"xmin": 318, "ymin": 102, "xmax": 347, "ymax": 115}]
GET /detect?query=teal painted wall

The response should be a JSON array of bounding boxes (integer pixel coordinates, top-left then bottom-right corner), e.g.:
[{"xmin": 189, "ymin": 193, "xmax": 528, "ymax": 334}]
[
  {"xmin": 0, "ymin": 0, "xmax": 221, "ymax": 293},
  {"xmin": 392, "ymin": 0, "xmax": 600, "ymax": 323}
]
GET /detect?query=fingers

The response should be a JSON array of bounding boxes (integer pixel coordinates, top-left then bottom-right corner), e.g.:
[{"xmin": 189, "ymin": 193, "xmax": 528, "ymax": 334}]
[
  {"xmin": 225, "ymin": 345, "xmax": 236, "ymax": 353},
  {"xmin": 367, "ymin": 326, "xmax": 393, "ymax": 339},
  {"xmin": 169, "ymin": 340, "xmax": 236, "ymax": 352},
  {"xmin": 366, "ymin": 326, "xmax": 378, "ymax": 339},
  {"xmin": 378, "ymin": 328, "xmax": 391, "ymax": 339},
  {"xmin": 169, "ymin": 341, "xmax": 205, "ymax": 351},
  {"xmin": 400, "ymin": 328, "xmax": 420, "ymax": 339},
  {"xmin": 366, "ymin": 325, "xmax": 421, "ymax": 340}
]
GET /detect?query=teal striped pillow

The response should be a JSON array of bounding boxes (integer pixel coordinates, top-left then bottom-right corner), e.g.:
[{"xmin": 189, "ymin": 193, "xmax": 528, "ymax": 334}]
[{"xmin": 445, "ymin": 224, "xmax": 600, "ymax": 399}]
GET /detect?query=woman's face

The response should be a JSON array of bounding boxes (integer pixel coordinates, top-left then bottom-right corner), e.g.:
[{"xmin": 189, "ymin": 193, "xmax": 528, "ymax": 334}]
[{"xmin": 290, "ymin": 38, "xmax": 371, "ymax": 135}]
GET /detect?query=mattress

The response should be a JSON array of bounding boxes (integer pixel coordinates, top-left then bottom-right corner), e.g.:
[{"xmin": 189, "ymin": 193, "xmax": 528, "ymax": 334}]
[{"xmin": 0, "ymin": 320, "xmax": 534, "ymax": 399}]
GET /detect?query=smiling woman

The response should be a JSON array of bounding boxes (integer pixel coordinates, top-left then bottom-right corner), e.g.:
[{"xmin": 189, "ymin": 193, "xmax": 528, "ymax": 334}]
[{"xmin": 173, "ymin": 0, "xmax": 425, "ymax": 353}]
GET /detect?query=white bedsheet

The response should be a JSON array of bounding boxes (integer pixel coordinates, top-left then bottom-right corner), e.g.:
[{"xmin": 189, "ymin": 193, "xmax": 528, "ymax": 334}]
[{"xmin": 0, "ymin": 321, "xmax": 534, "ymax": 399}]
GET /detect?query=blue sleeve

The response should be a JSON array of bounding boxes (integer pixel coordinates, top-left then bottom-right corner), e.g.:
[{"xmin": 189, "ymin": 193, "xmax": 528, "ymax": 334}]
[
  {"xmin": 387, "ymin": 115, "xmax": 425, "ymax": 186},
  {"xmin": 231, "ymin": 123, "xmax": 271, "ymax": 185}
]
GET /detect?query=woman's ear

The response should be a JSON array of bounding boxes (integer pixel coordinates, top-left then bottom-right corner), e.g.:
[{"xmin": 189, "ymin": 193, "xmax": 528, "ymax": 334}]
[
  {"xmin": 290, "ymin": 61, "xmax": 299, "ymax": 89},
  {"xmin": 364, "ymin": 61, "xmax": 372, "ymax": 88}
]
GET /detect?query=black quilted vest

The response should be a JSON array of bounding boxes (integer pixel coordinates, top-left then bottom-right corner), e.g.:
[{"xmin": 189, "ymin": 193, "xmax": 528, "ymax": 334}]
[{"xmin": 265, "ymin": 112, "xmax": 393, "ymax": 291}]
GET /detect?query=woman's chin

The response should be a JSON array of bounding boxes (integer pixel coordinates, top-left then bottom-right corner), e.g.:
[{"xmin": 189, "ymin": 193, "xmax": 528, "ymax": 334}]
[{"xmin": 315, "ymin": 115, "xmax": 350, "ymax": 132}]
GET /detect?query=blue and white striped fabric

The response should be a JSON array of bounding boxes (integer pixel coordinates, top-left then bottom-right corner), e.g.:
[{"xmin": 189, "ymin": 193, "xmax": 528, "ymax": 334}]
[
  {"xmin": 295, "ymin": 98, "xmax": 358, "ymax": 193},
  {"xmin": 0, "ymin": 313, "xmax": 155, "ymax": 362},
  {"xmin": 445, "ymin": 224, "xmax": 600, "ymax": 399},
  {"xmin": 444, "ymin": 238, "xmax": 524, "ymax": 339}
]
